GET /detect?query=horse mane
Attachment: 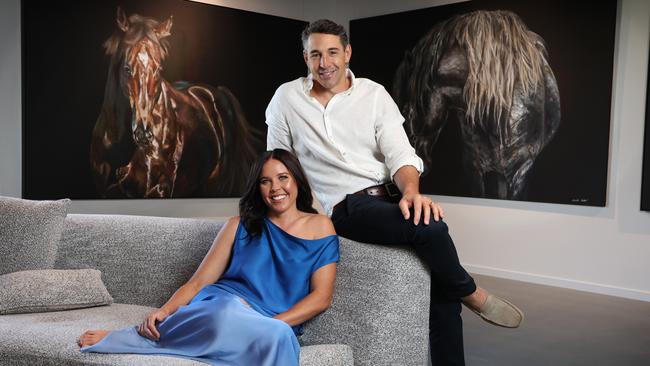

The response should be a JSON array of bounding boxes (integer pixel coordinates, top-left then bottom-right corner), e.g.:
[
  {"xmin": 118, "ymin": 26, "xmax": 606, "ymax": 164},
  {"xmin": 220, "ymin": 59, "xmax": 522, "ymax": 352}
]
[
  {"xmin": 395, "ymin": 10, "xmax": 547, "ymax": 133},
  {"xmin": 452, "ymin": 10, "xmax": 545, "ymax": 126},
  {"xmin": 103, "ymin": 14, "xmax": 170, "ymax": 59}
]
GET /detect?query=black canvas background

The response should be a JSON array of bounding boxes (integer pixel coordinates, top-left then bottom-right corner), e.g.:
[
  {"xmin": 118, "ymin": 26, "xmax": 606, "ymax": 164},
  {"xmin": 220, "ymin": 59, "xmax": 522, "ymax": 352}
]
[
  {"xmin": 350, "ymin": 0, "xmax": 617, "ymax": 206},
  {"xmin": 22, "ymin": 0, "xmax": 307, "ymax": 199}
]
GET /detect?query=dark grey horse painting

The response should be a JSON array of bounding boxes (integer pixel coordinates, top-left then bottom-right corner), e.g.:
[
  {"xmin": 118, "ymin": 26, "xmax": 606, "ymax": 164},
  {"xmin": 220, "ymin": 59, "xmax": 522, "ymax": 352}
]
[{"xmin": 394, "ymin": 10, "xmax": 561, "ymax": 200}]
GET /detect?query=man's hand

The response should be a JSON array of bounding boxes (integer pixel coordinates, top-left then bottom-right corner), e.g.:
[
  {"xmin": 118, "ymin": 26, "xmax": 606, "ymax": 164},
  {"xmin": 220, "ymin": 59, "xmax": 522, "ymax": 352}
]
[
  {"xmin": 393, "ymin": 165, "xmax": 444, "ymax": 225},
  {"xmin": 399, "ymin": 192, "xmax": 445, "ymax": 225}
]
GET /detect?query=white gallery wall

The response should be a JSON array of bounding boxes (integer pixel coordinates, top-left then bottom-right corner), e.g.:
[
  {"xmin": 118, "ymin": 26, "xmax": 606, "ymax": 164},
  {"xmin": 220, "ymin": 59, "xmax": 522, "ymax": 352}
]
[{"xmin": 1, "ymin": 0, "xmax": 649, "ymax": 301}]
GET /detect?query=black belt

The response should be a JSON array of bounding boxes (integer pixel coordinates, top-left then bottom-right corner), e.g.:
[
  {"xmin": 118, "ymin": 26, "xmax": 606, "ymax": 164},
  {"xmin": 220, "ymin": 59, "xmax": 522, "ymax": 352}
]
[{"xmin": 332, "ymin": 182, "xmax": 401, "ymax": 213}]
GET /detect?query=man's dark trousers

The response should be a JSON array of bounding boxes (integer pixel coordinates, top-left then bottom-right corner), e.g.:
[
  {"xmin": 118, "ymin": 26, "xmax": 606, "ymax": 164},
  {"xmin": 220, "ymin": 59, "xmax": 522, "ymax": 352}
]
[{"xmin": 331, "ymin": 194, "xmax": 477, "ymax": 366}]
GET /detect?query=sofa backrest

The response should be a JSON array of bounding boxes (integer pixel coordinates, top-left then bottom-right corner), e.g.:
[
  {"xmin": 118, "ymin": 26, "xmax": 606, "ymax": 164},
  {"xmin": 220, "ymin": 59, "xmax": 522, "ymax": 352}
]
[{"xmin": 54, "ymin": 214, "xmax": 222, "ymax": 307}]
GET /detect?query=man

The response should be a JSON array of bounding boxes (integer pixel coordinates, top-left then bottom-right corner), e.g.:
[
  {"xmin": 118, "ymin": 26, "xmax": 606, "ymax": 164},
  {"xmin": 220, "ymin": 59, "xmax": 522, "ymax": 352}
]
[{"xmin": 265, "ymin": 19, "xmax": 523, "ymax": 365}]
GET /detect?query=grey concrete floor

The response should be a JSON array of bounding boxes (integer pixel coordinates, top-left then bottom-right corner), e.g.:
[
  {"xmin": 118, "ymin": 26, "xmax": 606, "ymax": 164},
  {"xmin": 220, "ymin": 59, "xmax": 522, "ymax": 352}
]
[{"xmin": 462, "ymin": 274, "xmax": 650, "ymax": 366}]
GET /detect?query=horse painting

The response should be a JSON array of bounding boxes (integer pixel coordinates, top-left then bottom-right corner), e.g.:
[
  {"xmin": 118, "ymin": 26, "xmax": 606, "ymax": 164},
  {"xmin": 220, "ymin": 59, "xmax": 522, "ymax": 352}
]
[
  {"xmin": 394, "ymin": 10, "xmax": 561, "ymax": 200},
  {"xmin": 90, "ymin": 8, "xmax": 259, "ymax": 198}
]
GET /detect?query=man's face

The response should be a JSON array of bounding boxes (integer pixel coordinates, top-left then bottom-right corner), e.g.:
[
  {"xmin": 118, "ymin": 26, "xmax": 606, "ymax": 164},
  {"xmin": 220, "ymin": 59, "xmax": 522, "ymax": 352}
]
[{"xmin": 303, "ymin": 33, "xmax": 351, "ymax": 93}]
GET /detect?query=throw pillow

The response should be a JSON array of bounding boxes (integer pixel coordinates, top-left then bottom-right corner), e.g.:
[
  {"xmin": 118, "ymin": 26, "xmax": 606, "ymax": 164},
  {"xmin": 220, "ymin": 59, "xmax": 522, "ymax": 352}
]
[
  {"xmin": 0, "ymin": 196, "xmax": 70, "ymax": 275},
  {"xmin": 0, "ymin": 269, "xmax": 113, "ymax": 315}
]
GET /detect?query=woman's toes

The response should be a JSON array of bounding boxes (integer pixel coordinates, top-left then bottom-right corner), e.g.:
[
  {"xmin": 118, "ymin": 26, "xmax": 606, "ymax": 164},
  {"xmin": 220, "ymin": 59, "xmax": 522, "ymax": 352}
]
[
  {"xmin": 90, "ymin": 330, "xmax": 109, "ymax": 346},
  {"xmin": 79, "ymin": 330, "xmax": 109, "ymax": 347}
]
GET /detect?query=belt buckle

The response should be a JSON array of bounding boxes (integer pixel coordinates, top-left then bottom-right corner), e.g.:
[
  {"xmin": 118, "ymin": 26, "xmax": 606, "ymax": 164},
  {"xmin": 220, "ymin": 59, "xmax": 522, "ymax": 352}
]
[{"xmin": 384, "ymin": 182, "xmax": 401, "ymax": 200}]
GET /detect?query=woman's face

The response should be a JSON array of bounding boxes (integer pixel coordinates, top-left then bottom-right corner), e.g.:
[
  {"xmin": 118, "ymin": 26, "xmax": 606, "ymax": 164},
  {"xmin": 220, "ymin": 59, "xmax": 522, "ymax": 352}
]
[{"xmin": 259, "ymin": 158, "xmax": 298, "ymax": 215}]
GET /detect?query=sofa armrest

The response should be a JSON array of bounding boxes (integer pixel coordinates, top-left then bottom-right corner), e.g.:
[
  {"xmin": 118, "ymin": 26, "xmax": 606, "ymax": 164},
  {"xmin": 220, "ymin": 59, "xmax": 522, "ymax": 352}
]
[
  {"xmin": 300, "ymin": 238, "xmax": 430, "ymax": 366},
  {"xmin": 300, "ymin": 344, "xmax": 353, "ymax": 366}
]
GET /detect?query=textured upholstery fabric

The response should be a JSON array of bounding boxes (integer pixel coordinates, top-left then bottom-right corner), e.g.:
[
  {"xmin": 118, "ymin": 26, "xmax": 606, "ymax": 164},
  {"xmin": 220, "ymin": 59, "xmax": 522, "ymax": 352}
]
[
  {"xmin": 0, "ymin": 304, "xmax": 203, "ymax": 365},
  {"xmin": 300, "ymin": 344, "xmax": 354, "ymax": 366},
  {"xmin": 54, "ymin": 214, "xmax": 223, "ymax": 308},
  {"xmin": 0, "ymin": 214, "xmax": 430, "ymax": 365},
  {"xmin": 300, "ymin": 237, "xmax": 430, "ymax": 366},
  {"xmin": 0, "ymin": 269, "xmax": 113, "ymax": 315},
  {"xmin": 0, "ymin": 196, "xmax": 70, "ymax": 275},
  {"xmin": 0, "ymin": 304, "xmax": 353, "ymax": 366}
]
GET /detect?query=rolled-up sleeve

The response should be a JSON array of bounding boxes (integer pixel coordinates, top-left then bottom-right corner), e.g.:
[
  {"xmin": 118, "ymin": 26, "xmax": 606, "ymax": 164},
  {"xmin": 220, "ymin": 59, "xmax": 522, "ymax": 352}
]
[
  {"xmin": 265, "ymin": 88, "xmax": 293, "ymax": 152},
  {"xmin": 374, "ymin": 87, "xmax": 424, "ymax": 178}
]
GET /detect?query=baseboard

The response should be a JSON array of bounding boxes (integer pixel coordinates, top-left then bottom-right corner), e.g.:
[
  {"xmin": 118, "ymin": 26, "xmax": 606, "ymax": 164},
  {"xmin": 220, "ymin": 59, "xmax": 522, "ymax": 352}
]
[{"xmin": 463, "ymin": 263, "xmax": 650, "ymax": 302}]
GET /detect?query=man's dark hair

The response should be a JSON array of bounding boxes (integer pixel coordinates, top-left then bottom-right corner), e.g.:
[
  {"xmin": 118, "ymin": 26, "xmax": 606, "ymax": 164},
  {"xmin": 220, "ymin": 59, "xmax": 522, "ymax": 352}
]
[
  {"xmin": 239, "ymin": 149, "xmax": 318, "ymax": 237},
  {"xmin": 301, "ymin": 19, "xmax": 349, "ymax": 49}
]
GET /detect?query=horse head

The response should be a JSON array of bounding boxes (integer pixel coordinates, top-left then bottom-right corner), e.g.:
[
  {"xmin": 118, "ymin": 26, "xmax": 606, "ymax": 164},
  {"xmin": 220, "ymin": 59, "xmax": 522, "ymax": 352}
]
[{"xmin": 105, "ymin": 8, "xmax": 173, "ymax": 147}]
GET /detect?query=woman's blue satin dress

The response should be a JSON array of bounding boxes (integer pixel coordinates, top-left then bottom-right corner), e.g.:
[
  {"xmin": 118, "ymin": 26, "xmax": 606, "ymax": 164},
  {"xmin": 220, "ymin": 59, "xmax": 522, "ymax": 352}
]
[{"xmin": 81, "ymin": 218, "xmax": 339, "ymax": 366}]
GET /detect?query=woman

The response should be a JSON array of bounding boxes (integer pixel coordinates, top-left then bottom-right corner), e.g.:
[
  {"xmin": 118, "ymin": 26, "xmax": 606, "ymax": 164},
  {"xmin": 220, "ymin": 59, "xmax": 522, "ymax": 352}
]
[{"xmin": 78, "ymin": 149, "xmax": 339, "ymax": 366}]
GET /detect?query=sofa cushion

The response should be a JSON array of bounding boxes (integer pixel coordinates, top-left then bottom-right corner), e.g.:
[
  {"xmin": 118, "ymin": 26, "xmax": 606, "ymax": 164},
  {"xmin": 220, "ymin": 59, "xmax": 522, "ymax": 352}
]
[
  {"xmin": 0, "ymin": 269, "xmax": 113, "ymax": 315},
  {"xmin": 0, "ymin": 304, "xmax": 353, "ymax": 366},
  {"xmin": 0, "ymin": 304, "xmax": 203, "ymax": 365},
  {"xmin": 0, "ymin": 196, "xmax": 70, "ymax": 275}
]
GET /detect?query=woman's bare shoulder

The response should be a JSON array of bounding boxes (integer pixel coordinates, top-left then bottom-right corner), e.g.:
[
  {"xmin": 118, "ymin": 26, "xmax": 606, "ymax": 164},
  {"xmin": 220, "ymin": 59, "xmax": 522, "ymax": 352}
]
[
  {"xmin": 226, "ymin": 216, "xmax": 241, "ymax": 226},
  {"xmin": 304, "ymin": 213, "xmax": 336, "ymax": 238},
  {"xmin": 218, "ymin": 216, "xmax": 241, "ymax": 237}
]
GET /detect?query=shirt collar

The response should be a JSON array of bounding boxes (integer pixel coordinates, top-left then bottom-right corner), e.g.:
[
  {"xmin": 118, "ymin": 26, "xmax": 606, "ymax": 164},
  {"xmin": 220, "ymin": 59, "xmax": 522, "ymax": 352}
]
[{"xmin": 303, "ymin": 69, "xmax": 357, "ymax": 96}]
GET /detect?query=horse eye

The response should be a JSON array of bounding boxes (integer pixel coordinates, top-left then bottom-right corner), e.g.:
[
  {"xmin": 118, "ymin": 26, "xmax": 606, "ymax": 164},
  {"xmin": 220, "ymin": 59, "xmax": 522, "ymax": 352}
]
[{"xmin": 124, "ymin": 65, "xmax": 132, "ymax": 76}]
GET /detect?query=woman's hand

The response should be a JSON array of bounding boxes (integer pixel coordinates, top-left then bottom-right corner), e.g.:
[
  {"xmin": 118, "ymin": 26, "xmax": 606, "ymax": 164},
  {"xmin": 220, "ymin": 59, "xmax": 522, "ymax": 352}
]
[
  {"xmin": 138, "ymin": 308, "xmax": 170, "ymax": 341},
  {"xmin": 132, "ymin": 217, "xmax": 240, "ymax": 342}
]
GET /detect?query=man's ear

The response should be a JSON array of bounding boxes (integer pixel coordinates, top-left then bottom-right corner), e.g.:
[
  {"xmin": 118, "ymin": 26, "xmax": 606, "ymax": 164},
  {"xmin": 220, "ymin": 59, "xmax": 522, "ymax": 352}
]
[
  {"xmin": 303, "ymin": 50, "xmax": 309, "ymax": 65},
  {"xmin": 345, "ymin": 44, "xmax": 352, "ymax": 64}
]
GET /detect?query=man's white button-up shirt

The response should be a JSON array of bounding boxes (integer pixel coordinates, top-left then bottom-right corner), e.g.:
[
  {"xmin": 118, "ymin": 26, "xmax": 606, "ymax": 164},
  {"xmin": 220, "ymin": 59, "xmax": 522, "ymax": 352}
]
[{"xmin": 266, "ymin": 70, "xmax": 424, "ymax": 216}]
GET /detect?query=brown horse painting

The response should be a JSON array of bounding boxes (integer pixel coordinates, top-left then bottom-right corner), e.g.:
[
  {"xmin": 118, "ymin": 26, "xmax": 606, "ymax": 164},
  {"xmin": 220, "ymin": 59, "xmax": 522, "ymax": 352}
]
[
  {"xmin": 394, "ymin": 10, "xmax": 561, "ymax": 200},
  {"xmin": 90, "ymin": 8, "xmax": 259, "ymax": 198}
]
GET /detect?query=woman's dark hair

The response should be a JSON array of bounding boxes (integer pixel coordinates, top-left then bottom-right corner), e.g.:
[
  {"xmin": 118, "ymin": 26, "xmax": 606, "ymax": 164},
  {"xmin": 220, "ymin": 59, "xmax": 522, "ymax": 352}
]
[{"xmin": 239, "ymin": 149, "xmax": 317, "ymax": 236}]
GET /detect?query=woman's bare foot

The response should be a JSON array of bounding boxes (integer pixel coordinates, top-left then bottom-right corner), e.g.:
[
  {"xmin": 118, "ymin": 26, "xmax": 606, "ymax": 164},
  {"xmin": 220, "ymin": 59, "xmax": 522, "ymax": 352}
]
[
  {"xmin": 461, "ymin": 286, "xmax": 489, "ymax": 311},
  {"xmin": 78, "ymin": 330, "xmax": 109, "ymax": 347}
]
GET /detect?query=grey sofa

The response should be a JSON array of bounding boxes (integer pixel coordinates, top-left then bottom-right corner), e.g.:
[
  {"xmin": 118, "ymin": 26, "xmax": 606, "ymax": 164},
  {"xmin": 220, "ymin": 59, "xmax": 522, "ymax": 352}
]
[{"xmin": 0, "ymin": 214, "xmax": 429, "ymax": 365}]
